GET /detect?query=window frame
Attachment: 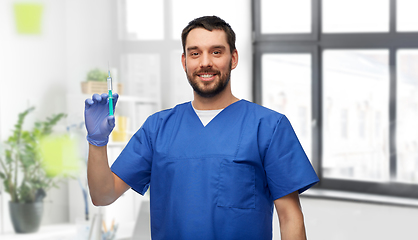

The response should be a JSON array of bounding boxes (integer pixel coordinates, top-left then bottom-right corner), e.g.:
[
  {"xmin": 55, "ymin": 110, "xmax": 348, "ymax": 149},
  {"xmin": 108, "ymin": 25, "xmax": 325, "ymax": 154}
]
[
  {"xmin": 113, "ymin": 0, "xmax": 180, "ymax": 109},
  {"xmin": 253, "ymin": 0, "xmax": 320, "ymax": 41},
  {"xmin": 253, "ymin": 0, "xmax": 418, "ymax": 199}
]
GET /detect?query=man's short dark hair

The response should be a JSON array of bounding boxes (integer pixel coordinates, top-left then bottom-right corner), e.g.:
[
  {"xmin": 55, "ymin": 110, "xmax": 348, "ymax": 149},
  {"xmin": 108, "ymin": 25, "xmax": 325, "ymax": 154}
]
[{"xmin": 181, "ymin": 16, "xmax": 236, "ymax": 54}]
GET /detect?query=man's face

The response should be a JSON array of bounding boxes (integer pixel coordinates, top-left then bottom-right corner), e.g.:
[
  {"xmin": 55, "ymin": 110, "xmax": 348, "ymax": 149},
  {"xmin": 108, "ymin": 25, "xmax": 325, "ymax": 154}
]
[{"xmin": 182, "ymin": 28, "xmax": 238, "ymax": 98}]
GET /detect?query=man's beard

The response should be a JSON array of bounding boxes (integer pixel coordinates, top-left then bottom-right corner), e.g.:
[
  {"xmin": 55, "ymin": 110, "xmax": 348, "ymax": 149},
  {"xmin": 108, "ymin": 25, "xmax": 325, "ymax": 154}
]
[{"xmin": 186, "ymin": 61, "xmax": 232, "ymax": 98}]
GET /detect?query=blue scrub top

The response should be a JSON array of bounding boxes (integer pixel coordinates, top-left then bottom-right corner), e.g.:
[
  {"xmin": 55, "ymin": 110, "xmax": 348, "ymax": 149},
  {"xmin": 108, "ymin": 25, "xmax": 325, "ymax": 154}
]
[{"xmin": 111, "ymin": 100, "xmax": 319, "ymax": 240}]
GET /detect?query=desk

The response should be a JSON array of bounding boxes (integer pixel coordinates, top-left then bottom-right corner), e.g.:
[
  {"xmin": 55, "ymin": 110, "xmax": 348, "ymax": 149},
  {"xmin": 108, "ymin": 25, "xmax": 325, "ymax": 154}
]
[{"xmin": 0, "ymin": 224, "xmax": 76, "ymax": 240}]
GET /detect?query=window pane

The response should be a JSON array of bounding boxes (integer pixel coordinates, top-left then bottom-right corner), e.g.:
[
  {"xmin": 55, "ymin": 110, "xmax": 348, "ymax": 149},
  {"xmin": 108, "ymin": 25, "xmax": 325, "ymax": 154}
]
[
  {"xmin": 123, "ymin": 0, "xmax": 164, "ymax": 40},
  {"xmin": 121, "ymin": 53, "xmax": 160, "ymax": 99},
  {"xmin": 396, "ymin": 50, "xmax": 418, "ymax": 184},
  {"xmin": 397, "ymin": 0, "xmax": 418, "ymax": 32},
  {"xmin": 260, "ymin": 0, "xmax": 311, "ymax": 34},
  {"xmin": 261, "ymin": 54, "xmax": 312, "ymax": 159},
  {"xmin": 322, "ymin": 0, "xmax": 389, "ymax": 33},
  {"xmin": 322, "ymin": 50, "xmax": 390, "ymax": 182},
  {"xmin": 171, "ymin": 0, "xmax": 237, "ymax": 40}
]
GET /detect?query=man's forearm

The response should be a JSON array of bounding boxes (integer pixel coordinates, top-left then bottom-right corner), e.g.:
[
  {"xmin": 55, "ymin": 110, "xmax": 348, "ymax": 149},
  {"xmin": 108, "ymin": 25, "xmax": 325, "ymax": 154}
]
[
  {"xmin": 275, "ymin": 192, "xmax": 308, "ymax": 240},
  {"xmin": 87, "ymin": 144, "xmax": 118, "ymax": 206},
  {"xmin": 279, "ymin": 216, "xmax": 307, "ymax": 240}
]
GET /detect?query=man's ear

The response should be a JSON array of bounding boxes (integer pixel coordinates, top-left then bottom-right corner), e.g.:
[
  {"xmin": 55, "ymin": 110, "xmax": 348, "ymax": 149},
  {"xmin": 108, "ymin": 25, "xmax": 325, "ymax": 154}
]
[
  {"xmin": 231, "ymin": 49, "xmax": 238, "ymax": 70},
  {"xmin": 181, "ymin": 53, "xmax": 186, "ymax": 72}
]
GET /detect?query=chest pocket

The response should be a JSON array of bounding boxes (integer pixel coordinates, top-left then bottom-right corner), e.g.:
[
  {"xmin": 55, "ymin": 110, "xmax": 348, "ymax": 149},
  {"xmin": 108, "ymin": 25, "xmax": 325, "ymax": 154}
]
[{"xmin": 217, "ymin": 162, "xmax": 255, "ymax": 209}]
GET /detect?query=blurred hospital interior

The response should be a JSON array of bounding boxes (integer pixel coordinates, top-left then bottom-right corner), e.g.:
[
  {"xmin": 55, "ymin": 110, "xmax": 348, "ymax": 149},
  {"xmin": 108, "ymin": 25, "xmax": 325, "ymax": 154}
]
[{"xmin": 1, "ymin": 0, "xmax": 418, "ymax": 239}]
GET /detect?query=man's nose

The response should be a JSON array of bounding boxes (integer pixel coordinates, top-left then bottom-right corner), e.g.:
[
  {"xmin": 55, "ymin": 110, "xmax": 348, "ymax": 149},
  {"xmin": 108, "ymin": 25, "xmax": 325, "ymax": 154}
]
[{"xmin": 200, "ymin": 53, "xmax": 213, "ymax": 68}]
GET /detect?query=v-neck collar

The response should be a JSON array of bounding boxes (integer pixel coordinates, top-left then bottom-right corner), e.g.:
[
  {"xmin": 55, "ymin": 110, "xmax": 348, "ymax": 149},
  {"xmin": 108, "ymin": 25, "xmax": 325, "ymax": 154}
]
[
  {"xmin": 192, "ymin": 107, "xmax": 223, "ymax": 127},
  {"xmin": 188, "ymin": 100, "xmax": 244, "ymax": 128}
]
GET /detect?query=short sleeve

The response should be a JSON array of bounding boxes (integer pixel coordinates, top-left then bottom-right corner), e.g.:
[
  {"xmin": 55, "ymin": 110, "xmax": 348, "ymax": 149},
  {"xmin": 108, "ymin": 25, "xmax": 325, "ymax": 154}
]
[
  {"xmin": 111, "ymin": 120, "xmax": 153, "ymax": 195},
  {"xmin": 263, "ymin": 115, "xmax": 319, "ymax": 200}
]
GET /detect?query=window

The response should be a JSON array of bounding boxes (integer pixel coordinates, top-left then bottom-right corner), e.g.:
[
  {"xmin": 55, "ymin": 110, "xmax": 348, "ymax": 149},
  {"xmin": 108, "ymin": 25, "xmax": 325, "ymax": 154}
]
[
  {"xmin": 322, "ymin": 50, "xmax": 390, "ymax": 182},
  {"xmin": 123, "ymin": 0, "xmax": 164, "ymax": 40},
  {"xmin": 397, "ymin": 0, "xmax": 418, "ymax": 32},
  {"xmin": 171, "ymin": 0, "xmax": 237, "ymax": 40},
  {"xmin": 253, "ymin": 0, "xmax": 418, "ymax": 198},
  {"xmin": 396, "ymin": 50, "xmax": 418, "ymax": 184},
  {"xmin": 261, "ymin": 0, "xmax": 311, "ymax": 34},
  {"xmin": 261, "ymin": 53, "xmax": 312, "ymax": 158},
  {"xmin": 116, "ymin": 0, "xmax": 189, "ymax": 109},
  {"xmin": 322, "ymin": 0, "xmax": 390, "ymax": 33}
]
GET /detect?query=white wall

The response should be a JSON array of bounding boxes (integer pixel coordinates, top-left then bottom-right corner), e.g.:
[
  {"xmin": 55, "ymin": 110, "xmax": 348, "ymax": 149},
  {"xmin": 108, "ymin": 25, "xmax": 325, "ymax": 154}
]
[
  {"xmin": 0, "ymin": 0, "xmax": 67, "ymax": 140},
  {"xmin": 0, "ymin": 0, "xmax": 68, "ymax": 232},
  {"xmin": 300, "ymin": 196, "xmax": 418, "ymax": 240},
  {"xmin": 0, "ymin": 0, "xmax": 113, "ymax": 233},
  {"xmin": 0, "ymin": 0, "xmax": 113, "ymax": 138}
]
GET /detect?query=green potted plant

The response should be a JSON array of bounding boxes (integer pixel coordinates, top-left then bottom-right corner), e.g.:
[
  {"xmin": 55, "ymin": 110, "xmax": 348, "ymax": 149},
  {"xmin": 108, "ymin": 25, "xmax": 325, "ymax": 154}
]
[
  {"xmin": 86, "ymin": 68, "xmax": 108, "ymax": 82},
  {"xmin": 81, "ymin": 68, "xmax": 122, "ymax": 94},
  {"xmin": 0, "ymin": 107, "xmax": 67, "ymax": 233}
]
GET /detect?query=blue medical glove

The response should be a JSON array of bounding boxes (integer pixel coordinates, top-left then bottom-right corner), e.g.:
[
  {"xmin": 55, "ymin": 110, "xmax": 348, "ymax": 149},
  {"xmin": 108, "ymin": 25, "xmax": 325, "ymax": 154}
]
[{"xmin": 84, "ymin": 93, "xmax": 119, "ymax": 146}]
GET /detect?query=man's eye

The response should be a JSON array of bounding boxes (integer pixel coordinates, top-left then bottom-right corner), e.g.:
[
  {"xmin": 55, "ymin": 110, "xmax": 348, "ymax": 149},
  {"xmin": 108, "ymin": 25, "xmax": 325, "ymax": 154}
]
[
  {"xmin": 191, "ymin": 52, "xmax": 199, "ymax": 56},
  {"xmin": 213, "ymin": 51, "xmax": 220, "ymax": 55}
]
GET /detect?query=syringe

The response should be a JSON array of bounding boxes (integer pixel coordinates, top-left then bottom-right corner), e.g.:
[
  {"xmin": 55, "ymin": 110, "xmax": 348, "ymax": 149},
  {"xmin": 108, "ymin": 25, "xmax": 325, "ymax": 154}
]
[{"xmin": 107, "ymin": 70, "xmax": 114, "ymax": 116}]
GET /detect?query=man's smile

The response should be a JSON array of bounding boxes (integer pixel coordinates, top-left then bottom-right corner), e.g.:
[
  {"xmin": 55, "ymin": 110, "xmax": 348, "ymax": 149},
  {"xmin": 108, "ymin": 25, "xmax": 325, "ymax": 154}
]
[{"xmin": 196, "ymin": 72, "xmax": 218, "ymax": 81}]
